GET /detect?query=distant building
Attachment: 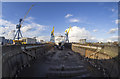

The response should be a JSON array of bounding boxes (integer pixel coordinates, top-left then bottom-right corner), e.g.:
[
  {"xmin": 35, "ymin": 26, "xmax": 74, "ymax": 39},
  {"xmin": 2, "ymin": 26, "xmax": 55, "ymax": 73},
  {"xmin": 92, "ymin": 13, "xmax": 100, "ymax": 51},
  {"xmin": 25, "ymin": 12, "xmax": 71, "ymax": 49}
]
[
  {"xmin": 40, "ymin": 40, "xmax": 44, "ymax": 43},
  {"xmin": 5, "ymin": 39, "xmax": 13, "ymax": 44},
  {"xmin": 105, "ymin": 42, "xmax": 114, "ymax": 46},
  {"xmin": 112, "ymin": 41, "xmax": 118, "ymax": 46},
  {"xmin": 79, "ymin": 39, "xmax": 86, "ymax": 44},
  {"xmin": 0, "ymin": 37, "xmax": 5, "ymax": 45},
  {"xmin": 0, "ymin": 37, "xmax": 13, "ymax": 45},
  {"xmin": 55, "ymin": 36, "xmax": 65, "ymax": 45},
  {"xmin": 22, "ymin": 37, "xmax": 36, "ymax": 44}
]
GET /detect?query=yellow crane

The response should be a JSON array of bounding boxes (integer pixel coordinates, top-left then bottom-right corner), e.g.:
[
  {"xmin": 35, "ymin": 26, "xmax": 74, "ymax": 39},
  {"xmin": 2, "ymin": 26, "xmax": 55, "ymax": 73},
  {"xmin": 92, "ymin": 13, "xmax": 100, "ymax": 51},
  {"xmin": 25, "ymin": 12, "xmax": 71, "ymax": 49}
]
[
  {"xmin": 57, "ymin": 26, "xmax": 72, "ymax": 50},
  {"xmin": 13, "ymin": 5, "xmax": 34, "ymax": 44},
  {"xmin": 65, "ymin": 26, "xmax": 71, "ymax": 35},
  {"xmin": 50, "ymin": 26, "xmax": 55, "ymax": 42},
  {"xmin": 65, "ymin": 26, "xmax": 71, "ymax": 43},
  {"xmin": 51, "ymin": 26, "xmax": 54, "ymax": 36}
]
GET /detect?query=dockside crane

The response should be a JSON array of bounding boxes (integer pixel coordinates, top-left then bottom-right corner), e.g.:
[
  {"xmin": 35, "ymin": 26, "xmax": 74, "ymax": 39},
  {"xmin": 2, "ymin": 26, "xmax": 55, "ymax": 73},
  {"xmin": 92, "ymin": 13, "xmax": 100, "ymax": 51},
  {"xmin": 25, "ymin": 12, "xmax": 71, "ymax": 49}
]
[
  {"xmin": 13, "ymin": 5, "xmax": 34, "ymax": 44},
  {"xmin": 65, "ymin": 26, "xmax": 71, "ymax": 43},
  {"xmin": 50, "ymin": 26, "xmax": 55, "ymax": 43},
  {"xmin": 57, "ymin": 26, "xmax": 71, "ymax": 50}
]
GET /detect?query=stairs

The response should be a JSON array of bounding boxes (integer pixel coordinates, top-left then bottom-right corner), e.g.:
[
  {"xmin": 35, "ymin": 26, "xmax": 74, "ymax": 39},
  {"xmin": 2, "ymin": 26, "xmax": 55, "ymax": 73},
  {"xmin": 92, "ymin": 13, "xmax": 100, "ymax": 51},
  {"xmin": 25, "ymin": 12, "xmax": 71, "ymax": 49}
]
[{"xmin": 47, "ymin": 65, "xmax": 90, "ymax": 78}]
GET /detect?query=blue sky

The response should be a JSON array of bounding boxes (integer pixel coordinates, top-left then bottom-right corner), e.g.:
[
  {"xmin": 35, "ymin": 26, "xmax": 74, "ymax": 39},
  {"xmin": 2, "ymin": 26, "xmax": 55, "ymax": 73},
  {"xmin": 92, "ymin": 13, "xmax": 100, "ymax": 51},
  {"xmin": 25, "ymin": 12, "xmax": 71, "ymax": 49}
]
[{"xmin": 1, "ymin": 2, "xmax": 118, "ymax": 42}]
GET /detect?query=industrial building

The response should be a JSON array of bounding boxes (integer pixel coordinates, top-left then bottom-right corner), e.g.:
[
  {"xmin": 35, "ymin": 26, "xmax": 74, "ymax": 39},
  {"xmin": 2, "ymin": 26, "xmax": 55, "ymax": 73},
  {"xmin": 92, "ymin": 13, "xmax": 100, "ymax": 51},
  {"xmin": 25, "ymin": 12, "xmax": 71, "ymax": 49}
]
[
  {"xmin": 0, "ymin": 37, "xmax": 13, "ymax": 45},
  {"xmin": 21, "ymin": 37, "xmax": 36, "ymax": 44},
  {"xmin": 0, "ymin": 37, "xmax": 5, "ymax": 45},
  {"xmin": 79, "ymin": 39, "xmax": 86, "ymax": 44}
]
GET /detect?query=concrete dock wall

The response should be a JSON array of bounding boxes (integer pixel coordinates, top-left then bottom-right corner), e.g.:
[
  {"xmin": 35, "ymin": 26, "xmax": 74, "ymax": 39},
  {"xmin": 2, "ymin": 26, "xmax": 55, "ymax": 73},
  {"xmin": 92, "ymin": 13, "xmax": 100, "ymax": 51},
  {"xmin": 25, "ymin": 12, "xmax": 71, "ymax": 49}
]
[
  {"xmin": 72, "ymin": 44, "xmax": 118, "ymax": 59},
  {"xmin": 72, "ymin": 44, "xmax": 119, "ymax": 77},
  {"xmin": 101, "ymin": 46, "xmax": 118, "ymax": 58},
  {"xmin": 0, "ymin": 45, "xmax": 2, "ymax": 79},
  {"xmin": 64, "ymin": 43, "xmax": 72, "ymax": 49},
  {"xmin": 2, "ymin": 43, "xmax": 54, "ymax": 78},
  {"xmin": 72, "ymin": 46, "xmax": 86, "ymax": 56}
]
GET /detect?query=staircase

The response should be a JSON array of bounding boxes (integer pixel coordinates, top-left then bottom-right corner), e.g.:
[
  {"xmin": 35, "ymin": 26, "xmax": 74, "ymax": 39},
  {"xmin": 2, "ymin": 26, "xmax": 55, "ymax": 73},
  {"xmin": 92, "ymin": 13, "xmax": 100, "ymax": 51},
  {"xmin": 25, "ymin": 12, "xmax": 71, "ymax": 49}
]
[
  {"xmin": 46, "ymin": 49, "xmax": 91, "ymax": 78},
  {"xmin": 47, "ymin": 65, "xmax": 90, "ymax": 78}
]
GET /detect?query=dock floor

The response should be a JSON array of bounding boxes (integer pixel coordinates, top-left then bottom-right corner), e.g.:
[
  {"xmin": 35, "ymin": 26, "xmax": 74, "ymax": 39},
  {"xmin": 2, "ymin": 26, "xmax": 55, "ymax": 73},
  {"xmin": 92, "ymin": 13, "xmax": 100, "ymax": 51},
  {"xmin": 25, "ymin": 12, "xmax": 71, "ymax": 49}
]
[{"xmin": 18, "ymin": 48, "xmax": 104, "ymax": 78}]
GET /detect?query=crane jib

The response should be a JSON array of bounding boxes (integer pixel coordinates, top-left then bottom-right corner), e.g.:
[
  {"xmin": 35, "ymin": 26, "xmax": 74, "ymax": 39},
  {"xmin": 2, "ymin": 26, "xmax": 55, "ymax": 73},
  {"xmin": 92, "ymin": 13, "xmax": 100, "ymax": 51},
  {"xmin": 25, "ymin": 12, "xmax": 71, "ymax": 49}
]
[{"xmin": 21, "ymin": 4, "xmax": 34, "ymax": 25}]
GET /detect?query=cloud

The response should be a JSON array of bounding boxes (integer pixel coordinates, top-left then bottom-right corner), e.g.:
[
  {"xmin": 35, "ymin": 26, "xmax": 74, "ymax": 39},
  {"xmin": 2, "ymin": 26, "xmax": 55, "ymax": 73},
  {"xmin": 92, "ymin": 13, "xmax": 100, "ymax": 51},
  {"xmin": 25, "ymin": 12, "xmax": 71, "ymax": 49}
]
[
  {"xmin": 109, "ymin": 36, "xmax": 119, "ymax": 41},
  {"xmin": 106, "ymin": 39, "xmax": 113, "ymax": 42},
  {"xmin": 21, "ymin": 22, "xmax": 47, "ymax": 32},
  {"xmin": 36, "ymin": 36, "xmax": 50, "ymax": 42},
  {"xmin": 98, "ymin": 36, "xmax": 119, "ymax": 42},
  {"xmin": 106, "ymin": 36, "xmax": 118, "ymax": 42},
  {"xmin": 0, "ymin": 17, "xmax": 48, "ymax": 40},
  {"xmin": 65, "ymin": 14, "xmax": 73, "ymax": 18},
  {"xmin": 24, "ymin": 16, "xmax": 34, "ymax": 22},
  {"xmin": 54, "ymin": 26, "xmax": 118, "ymax": 43},
  {"xmin": 65, "ymin": 26, "xmax": 119, "ymax": 43},
  {"xmin": 55, "ymin": 32, "xmax": 64, "ymax": 36},
  {"xmin": 111, "ymin": 8, "xmax": 115, "ymax": 12},
  {"xmin": 115, "ymin": 19, "xmax": 120, "ymax": 24},
  {"xmin": 21, "ymin": 25, "xmax": 32, "ymax": 32},
  {"xmin": 97, "ymin": 38, "xmax": 105, "ymax": 42},
  {"xmin": 108, "ymin": 28, "xmax": 118, "ymax": 34},
  {"xmin": 0, "ymin": 19, "xmax": 16, "ymax": 39},
  {"xmin": 64, "ymin": 26, "xmax": 104, "ymax": 42},
  {"xmin": 67, "ymin": 26, "xmax": 91, "ymax": 42},
  {"xmin": 0, "ymin": 19, "xmax": 16, "ymax": 27},
  {"xmin": 93, "ymin": 29, "xmax": 97, "ymax": 32},
  {"xmin": 69, "ymin": 18, "xmax": 79, "ymax": 23},
  {"xmin": 20, "ymin": 22, "xmax": 48, "ymax": 38},
  {"xmin": 88, "ymin": 36, "xmax": 98, "ymax": 42}
]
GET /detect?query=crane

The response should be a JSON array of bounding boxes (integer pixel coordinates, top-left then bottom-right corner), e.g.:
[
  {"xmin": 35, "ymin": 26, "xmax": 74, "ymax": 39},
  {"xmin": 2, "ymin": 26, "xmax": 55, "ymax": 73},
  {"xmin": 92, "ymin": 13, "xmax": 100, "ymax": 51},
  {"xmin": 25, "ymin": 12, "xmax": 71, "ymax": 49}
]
[
  {"xmin": 13, "ymin": 5, "xmax": 34, "ymax": 44},
  {"xmin": 50, "ymin": 26, "xmax": 55, "ymax": 43},
  {"xmin": 57, "ymin": 26, "xmax": 71, "ymax": 50},
  {"xmin": 65, "ymin": 26, "xmax": 71, "ymax": 43}
]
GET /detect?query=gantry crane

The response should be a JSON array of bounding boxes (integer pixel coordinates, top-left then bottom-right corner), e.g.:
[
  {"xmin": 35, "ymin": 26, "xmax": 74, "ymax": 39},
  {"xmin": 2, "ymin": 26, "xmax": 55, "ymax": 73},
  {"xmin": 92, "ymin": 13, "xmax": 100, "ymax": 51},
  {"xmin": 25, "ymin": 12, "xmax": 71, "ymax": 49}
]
[
  {"xmin": 13, "ymin": 5, "xmax": 34, "ymax": 44},
  {"xmin": 65, "ymin": 26, "xmax": 71, "ymax": 43},
  {"xmin": 50, "ymin": 26, "xmax": 55, "ymax": 43}
]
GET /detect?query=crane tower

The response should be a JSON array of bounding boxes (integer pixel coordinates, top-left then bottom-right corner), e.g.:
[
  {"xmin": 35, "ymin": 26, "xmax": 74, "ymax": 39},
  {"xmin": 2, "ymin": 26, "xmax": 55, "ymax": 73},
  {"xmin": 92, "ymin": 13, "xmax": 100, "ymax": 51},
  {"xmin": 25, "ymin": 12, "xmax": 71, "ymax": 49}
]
[
  {"xmin": 13, "ymin": 5, "xmax": 34, "ymax": 44},
  {"xmin": 50, "ymin": 26, "xmax": 55, "ymax": 42},
  {"xmin": 65, "ymin": 27, "xmax": 71, "ymax": 43}
]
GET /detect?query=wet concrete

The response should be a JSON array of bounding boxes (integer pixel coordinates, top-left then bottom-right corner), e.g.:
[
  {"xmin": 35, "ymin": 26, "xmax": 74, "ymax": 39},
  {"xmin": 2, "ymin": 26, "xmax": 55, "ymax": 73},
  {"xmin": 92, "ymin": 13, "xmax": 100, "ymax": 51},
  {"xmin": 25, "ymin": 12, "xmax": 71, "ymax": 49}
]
[{"xmin": 17, "ymin": 48, "xmax": 104, "ymax": 78}]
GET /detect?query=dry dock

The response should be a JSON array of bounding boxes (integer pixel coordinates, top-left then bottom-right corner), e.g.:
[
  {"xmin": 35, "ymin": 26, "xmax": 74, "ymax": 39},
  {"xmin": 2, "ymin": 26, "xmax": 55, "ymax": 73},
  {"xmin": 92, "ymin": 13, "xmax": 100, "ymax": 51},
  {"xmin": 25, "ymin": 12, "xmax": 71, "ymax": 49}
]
[{"xmin": 1, "ymin": 43, "xmax": 119, "ymax": 78}]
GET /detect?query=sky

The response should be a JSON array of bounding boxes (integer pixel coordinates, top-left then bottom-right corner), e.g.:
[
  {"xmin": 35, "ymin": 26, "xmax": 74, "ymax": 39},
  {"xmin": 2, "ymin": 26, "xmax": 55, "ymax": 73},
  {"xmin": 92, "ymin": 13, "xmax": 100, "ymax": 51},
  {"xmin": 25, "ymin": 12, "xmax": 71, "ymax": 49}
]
[{"xmin": 0, "ymin": 2, "xmax": 119, "ymax": 42}]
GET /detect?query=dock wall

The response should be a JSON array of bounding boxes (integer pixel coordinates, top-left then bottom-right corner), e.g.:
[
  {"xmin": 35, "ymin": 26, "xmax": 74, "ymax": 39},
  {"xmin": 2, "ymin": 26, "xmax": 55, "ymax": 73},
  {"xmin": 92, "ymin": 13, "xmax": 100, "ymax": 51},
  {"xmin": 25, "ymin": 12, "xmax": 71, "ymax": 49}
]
[
  {"xmin": 71, "ymin": 44, "xmax": 119, "ymax": 77},
  {"xmin": 2, "ymin": 43, "xmax": 54, "ymax": 77}
]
